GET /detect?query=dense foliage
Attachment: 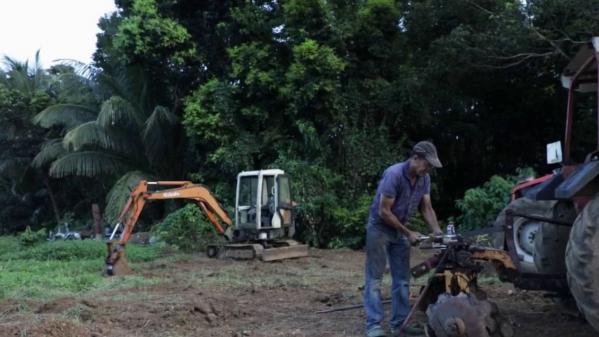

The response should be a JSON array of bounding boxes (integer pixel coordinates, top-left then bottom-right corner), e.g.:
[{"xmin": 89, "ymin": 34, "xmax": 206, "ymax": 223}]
[
  {"xmin": 153, "ymin": 203, "xmax": 223, "ymax": 252},
  {"xmin": 2, "ymin": 0, "xmax": 599, "ymax": 247},
  {"xmin": 455, "ymin": 168, "xmax": 535, "ymax": 231},
  {"xmin": 19, "ymin": 226, "xmax": 47, "ymax": 247}
]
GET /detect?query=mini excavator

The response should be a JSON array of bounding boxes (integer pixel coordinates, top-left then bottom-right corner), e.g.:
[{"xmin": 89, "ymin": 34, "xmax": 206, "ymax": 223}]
[{"xmin": 105, "ymin": 169, "xmax": 308, "ymax": 276}]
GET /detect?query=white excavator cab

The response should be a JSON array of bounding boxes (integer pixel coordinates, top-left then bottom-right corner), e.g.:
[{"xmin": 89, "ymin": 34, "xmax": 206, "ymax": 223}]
[{"xmin": 234, "ymin": 169, "xmax": 294, "ymax": 241}]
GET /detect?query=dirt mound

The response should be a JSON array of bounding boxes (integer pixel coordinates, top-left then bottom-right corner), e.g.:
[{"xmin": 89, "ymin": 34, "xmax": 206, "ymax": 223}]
[
  {"xmin": 35, "ymin": 298, "xmax": 78, "ymax": 314},
  {"xmin": 0, "ymin": 319, "xmax": 90, "ymax": 337},
  {"xmin": 29, "ymin": 319, "xmax": 91, "ymax": 337},
  {"xmin": 1, "ymin": 249, "xmax": 598, "ymax": 337}
]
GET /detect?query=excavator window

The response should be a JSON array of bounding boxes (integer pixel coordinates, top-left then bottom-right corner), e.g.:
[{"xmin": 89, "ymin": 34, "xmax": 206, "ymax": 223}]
[
  {"xmin": 238, "ymin": 176, "xmax": 259, "ymax": 225},
  {"xmin": 239, "ymin": 176, "xmax": 258, "ymax": 206},
  {"xmin": 261, "ymin": 176, "xmax": 276, "ymax": 226},
  {"xmin": 277, "ymin": 175, "xmax": 291, "ymax": 208}
]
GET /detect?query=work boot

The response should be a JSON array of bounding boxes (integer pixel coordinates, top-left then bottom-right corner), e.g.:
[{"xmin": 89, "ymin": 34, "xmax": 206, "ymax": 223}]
[
  {"xmin": 366, "ymin": 325, "xmax": 386, "ymax": 337},
  {"xmin": 390, "ymin": 323, "xmax": 424, "ymax": 337}
]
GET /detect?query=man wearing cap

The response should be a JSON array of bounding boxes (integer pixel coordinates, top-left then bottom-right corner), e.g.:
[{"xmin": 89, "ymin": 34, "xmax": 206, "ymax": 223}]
[{"xmin": 364, "ymin": 141, "xmax": 443, "ymax": 337}]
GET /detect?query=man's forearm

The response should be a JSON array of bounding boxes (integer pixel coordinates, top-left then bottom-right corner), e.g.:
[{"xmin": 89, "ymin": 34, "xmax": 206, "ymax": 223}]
[
  {"xmin": 381, "ymin": 211, "xmax": 410, "ymax": 235},
  {"xmin": 422, "ymin": 207, "xmax": 441, "ymax": 234}
]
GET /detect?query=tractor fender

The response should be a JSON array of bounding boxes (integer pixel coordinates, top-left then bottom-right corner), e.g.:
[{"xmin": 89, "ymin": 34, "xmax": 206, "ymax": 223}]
[{"xmin": 555, "ymin": 160, "xmax": 599, "ymax": 199}]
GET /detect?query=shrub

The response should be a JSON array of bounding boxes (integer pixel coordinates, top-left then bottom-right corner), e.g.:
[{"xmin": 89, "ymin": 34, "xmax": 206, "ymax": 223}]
[
  {"xmin": 153, "ymin": 203, "xmax": 222, "ymax": 252},
  {"xmin": 0, "ymin": 239, "xmax": 163, "ymax": 262},
  {"xmin": 275, "ymin": 158, "xmax": 344, "ymax": 248},
  {"xmin": 19, "ymin": 227, "xmax": 47, "ymax": 247},
  {"xmin": 407, "ymin": 212, "xmax": 431, "ymax": 235},
  {"xmin": 455, "ymin": 167, "xmax": 535, "ymax": 231},
  {"xmin": 327, "ymin": 194, "xmax": 372, "ymax": 248},
  {"xmin": 3, "ymin": 240, "xmax": 104, "ymax": 260}
]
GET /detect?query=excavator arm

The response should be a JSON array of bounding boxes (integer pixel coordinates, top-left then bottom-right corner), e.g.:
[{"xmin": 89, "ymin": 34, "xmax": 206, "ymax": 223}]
[{"xmin": 105, "ymin": 180, "xmax": 233, "ymax": 275}]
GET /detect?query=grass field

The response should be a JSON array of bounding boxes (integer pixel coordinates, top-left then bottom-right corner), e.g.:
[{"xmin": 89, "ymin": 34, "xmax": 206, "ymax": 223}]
[{"xmin": 0, "ymin": 236, "xmax": 165, "ymax": 300}]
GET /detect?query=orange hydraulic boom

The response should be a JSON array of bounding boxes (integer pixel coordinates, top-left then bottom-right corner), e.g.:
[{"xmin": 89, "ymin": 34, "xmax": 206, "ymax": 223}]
[{"xmin": 105, "ymin": 180, "xmax": 233, "ymax": 275}]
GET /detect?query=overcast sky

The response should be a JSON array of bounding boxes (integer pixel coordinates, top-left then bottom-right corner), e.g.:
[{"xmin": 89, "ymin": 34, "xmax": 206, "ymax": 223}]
[{"xmin": 0, "ymin": 0, "xmax": 117, "ymax": 69}]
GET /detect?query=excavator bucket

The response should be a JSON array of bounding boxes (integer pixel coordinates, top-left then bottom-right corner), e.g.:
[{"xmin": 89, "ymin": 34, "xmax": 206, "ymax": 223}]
[{"xmin": 105, "ymin": 243, "xmax": 133, "ymax": 276}]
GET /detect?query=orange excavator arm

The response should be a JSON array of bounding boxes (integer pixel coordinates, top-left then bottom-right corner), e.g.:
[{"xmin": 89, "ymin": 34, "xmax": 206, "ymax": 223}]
[{"xmin": 105, "ymin": 180, "xmax": 233, "ymax": 275}]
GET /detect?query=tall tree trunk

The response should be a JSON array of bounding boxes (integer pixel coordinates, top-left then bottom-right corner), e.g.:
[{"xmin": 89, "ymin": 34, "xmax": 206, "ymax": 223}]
[
  {"xmin": 43, "ymin": 175, "xmax": 61, "ymax": 225},
  {"xmin": 92, "ymin": 203, "xmax": 103, "ymax": 239}
]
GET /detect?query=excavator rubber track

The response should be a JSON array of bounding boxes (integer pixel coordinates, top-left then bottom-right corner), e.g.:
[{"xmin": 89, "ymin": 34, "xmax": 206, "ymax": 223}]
[{"xmin": 207, "ymin": 240, "xmax": 309, "ymax": 261}]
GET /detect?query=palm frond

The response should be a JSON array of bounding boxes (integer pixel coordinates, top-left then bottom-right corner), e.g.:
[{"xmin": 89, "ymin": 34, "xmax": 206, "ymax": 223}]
[
  {"xmin": 96, "ymin": 65, "xmax": 147, "ymax": 116},
  {"xmin": 33, "ymin": 104, "xmax": 97, "ymax": 129},
  {"xmin": 142, "ymin": 106, "xmax": 179, "ymax": 165},
  {"xmin": 0, "ymin": 157, "xmax": 31, "ymax": 179},
  {"xmin": 49, "ymin": 151, "xmax": 129, "ymax": 178},
  {"xmin": 4, "ymin": 61, "xmax": 33, "ymax": 96},
  {"xmin": 54, "ymin": 59, "xmax": 101, "ymax": 79},
  {"xmin": 97, "ymin": 96, "xmax": 143, "ymax": 129},
  {"xmin": 3, "ymin": 52, "xmax": 48, "ymax": 96},
  {"xmin": 96, "ymin": 72, "xmax": 129, "ymax": 100},
  {"xmin": 3, "ymin": 55, "xmax": 22, "ymax": 70},
  {"xmin": 54, "ymin": 60, "xmax": 106, "ymax": 101},
  {"xmin": 32, "ymin": 50, "xmax": 46, "ymax": 90},
  {"xmin": 32, "ymin": 139, "xmax": 66, "ymax": 168},
  {"xmin": 104, "ymin": 170, "xmax": 153, "ymax": 224},
  {"xmin": 63, "ymin": 121, "xmax": 136, "ymax": 154},
  {"xmin": 55, "ymin": 72, "xmax": 96, "ymax": 92}
]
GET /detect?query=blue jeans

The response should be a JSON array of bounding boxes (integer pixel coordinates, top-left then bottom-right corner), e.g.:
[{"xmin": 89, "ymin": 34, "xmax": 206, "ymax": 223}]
[{"xmin": 364, "ymin": 223, "xmax": 411, "ymax": 332}]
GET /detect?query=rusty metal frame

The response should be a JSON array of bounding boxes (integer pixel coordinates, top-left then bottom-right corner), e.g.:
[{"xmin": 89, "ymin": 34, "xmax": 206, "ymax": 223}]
[{"xmin": 564, "ymin": 54, "xmax": 597, "ymax": 162}]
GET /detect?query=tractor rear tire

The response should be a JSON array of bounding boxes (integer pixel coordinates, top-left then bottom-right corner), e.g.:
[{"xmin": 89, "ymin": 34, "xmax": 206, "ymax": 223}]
[
  {"xmin": 534, "ymin": 201, "xmax": 575, "ymax": 274},
  {"xmin": 533, "ymin": 222, "xmax": 570, "ymax": 273},
  {"xmin": 493, "ymin": 198, "xmax": 555, "ymax": 273},
  {"xmin": 566, "ymin": 195, "xmax": 599, "ymax": 333}
]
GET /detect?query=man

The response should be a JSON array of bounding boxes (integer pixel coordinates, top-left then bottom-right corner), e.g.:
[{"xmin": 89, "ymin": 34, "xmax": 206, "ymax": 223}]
[{"xmin": 364, "ymin": 141, "xmax": 443, "ymax": 337}]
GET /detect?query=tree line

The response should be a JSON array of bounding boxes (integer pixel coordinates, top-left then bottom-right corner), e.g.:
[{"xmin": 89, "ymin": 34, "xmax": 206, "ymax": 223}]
[{"xmin": 1, "ymin": 0, "xmax": 598, "ymax": 247}]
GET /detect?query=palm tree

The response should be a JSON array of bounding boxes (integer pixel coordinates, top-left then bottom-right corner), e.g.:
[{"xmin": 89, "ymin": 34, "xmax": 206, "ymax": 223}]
[
  {"xmin": 1, "ymin": 51, "xmax": 48, "ymax": 100},
  {"xmin": 0, "ymin": 51, "xmax": 58, "ymax": 231},
  {"xmin": 32, "ymin": 63, "xmax": 181, "ymax": 222}
]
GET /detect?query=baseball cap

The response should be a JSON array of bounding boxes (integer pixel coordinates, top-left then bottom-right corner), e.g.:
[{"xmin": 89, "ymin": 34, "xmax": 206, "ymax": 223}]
[{"xmin": 413, "ymin": 141, "xmax": 442, "ymax": 168}]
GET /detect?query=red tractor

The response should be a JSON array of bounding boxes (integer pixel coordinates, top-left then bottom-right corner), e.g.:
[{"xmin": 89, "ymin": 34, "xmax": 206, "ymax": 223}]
[{"xmin": 494, "ymin": 37, "xmax": 599, "ymax": 332}]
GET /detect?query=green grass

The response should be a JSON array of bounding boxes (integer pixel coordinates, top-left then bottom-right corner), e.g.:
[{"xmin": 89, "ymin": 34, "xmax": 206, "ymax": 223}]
[
  {"xmin": 0, "ymin": 235, "xmax": 20, "ymax": 255},
  {"xmin": 0, "ymin": 236, "xmax": 164, "ymax": 300}
]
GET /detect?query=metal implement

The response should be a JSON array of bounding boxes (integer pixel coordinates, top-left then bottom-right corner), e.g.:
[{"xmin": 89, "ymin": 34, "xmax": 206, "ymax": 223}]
[
  {"xmin": 396, "ymin": 247, "xmax": 450, "ymax": 336},
  {"xmin": 315, "ymin": 233, "xmax": 515, "ymax": 336},
  {"xmin": 409, "ymin": 234, "xmax": 515, "ymax": 337}
]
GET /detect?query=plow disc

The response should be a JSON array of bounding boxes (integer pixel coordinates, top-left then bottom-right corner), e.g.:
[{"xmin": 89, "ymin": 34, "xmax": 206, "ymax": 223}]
[{"xmin": 426, "ymin": 294, "xmax": 513, "ymax": 337}]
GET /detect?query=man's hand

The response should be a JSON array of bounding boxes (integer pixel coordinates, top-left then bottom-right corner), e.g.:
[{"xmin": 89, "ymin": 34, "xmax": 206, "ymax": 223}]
[{"xmin": 407, "ymin": 230, "xmax": 424, "ymax": 245}]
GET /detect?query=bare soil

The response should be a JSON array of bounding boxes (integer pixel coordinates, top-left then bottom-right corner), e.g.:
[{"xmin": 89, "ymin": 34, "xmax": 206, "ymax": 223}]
[{"xmin": 0, "ymin": 248, "xmax": 596, "ymax": 337}]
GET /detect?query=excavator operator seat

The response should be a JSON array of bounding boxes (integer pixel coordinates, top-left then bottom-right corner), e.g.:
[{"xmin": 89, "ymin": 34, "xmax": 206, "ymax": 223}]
[{"xmin": 260, "ymin": 176, "xmax": 275, "ymax": 227}]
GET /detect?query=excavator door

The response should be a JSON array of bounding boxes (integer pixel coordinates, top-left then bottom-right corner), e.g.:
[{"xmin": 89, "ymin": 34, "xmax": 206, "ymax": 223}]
[{"xmin": 234, "ymin": 170, "xmax": 296, "ymax": 241}]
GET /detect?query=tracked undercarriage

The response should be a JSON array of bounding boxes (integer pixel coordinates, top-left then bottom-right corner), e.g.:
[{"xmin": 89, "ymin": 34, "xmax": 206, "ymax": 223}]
[{"xmin": 206, "ymin": 239, "xmax": 309, "ymax": 261}]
